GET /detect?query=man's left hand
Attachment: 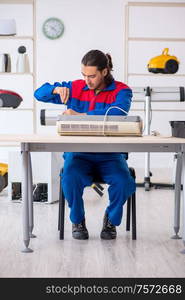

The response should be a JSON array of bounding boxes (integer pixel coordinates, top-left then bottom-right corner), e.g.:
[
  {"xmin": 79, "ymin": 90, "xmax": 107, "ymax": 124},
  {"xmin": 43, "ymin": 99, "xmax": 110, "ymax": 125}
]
[{"xmin": 63, "ymin": 109, "xmax": 86, "ymax": 115}]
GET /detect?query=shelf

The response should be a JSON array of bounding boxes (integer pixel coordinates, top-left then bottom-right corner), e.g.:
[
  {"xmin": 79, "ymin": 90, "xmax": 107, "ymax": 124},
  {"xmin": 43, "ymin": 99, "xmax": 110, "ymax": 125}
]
[
  {"xmin": 125, "ymin": 3, "xmax": 185, "ymax": 85},
  {"xmin": 128, "ymin": 73, "xmax": 185, "ymax": 77},
  {"xmin": 0, "ymin": 0, "xmax": 36, "ymax": 133},
  {"xmin": 0, "ymin": 0, "xmax": 33, "ymax": 3},
  {"xmin": 128, "ymin": 2, "xmax": 185, "ymax": 8},
  {"xmin": 0, "ymin": 108, "xmax": 34, "ymax": 111},
  {"xmin": 128, "ymin": 37, "xmax": 185, "ymax": 42},
  {"xmin": 0, "ymin": 36, "xmax": 33, "ymax": 40},
  {"xmin": 0, "ymin": 72, "xmax": 33, "ymax": 76}
]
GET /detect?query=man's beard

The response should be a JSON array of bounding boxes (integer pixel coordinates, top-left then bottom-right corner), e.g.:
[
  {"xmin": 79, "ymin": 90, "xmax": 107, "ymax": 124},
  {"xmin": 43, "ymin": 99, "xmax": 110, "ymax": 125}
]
[{"xmin": 88, "ymin": 79, "xmax": 105, "ymax": 90}]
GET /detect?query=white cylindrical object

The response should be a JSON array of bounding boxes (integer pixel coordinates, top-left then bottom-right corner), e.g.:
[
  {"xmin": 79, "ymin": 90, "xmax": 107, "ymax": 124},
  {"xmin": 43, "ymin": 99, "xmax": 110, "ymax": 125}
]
[
  {"xmin": 16, "ymin": 53, "xmax": 30, "ymax": 73},
  {"xmin": 0, "ymin": 19, "xmax": 16, "ymax": 35},
  {"xmin": 40, "ymin": 107, "xmax": 67, "ymax": 126}
]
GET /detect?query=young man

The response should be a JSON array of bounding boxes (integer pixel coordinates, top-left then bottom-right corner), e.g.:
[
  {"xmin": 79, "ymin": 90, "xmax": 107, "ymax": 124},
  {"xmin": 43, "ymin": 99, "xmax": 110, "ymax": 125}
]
[{"xmin": 34, "ymin": 49, "xmax": 136, "ymax": 240}]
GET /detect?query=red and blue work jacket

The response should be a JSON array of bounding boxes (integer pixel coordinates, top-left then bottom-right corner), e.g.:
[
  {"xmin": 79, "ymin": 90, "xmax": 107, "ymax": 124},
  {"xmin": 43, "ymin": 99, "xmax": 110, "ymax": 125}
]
[{"xmin": 34, "ymin": 79, "xmax": 133, "ymax": 116}]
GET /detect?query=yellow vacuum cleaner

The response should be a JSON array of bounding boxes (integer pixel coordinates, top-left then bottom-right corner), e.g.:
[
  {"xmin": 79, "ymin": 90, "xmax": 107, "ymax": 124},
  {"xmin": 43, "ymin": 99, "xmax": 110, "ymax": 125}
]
[
  {"xmin": 0, "ymin": 163, "xmax": 8, "ymax": 192},
  {"xmin": 147, "ymin": 48, "xmax": 179, "ymax": 74}
]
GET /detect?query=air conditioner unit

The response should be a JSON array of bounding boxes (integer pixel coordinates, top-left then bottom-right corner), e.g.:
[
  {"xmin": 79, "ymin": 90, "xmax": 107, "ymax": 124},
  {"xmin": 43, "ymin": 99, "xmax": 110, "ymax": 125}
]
[{"xmin": 56, "ymin": 115, "xmax": 143, "ymax": 136}]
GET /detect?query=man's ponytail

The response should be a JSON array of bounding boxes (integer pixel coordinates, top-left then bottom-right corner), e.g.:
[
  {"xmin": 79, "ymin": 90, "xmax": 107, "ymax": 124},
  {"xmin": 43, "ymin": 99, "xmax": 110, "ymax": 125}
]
[{"xmin": 106, "ymin": 53, "xmax": 113, "ymax": 71}]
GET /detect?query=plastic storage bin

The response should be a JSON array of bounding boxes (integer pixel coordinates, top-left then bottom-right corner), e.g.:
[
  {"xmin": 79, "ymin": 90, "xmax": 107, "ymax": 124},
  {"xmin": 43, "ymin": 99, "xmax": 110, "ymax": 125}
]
[{"xmin": 170, "ymin": 121, "xmax": 185, "ymax": 138}]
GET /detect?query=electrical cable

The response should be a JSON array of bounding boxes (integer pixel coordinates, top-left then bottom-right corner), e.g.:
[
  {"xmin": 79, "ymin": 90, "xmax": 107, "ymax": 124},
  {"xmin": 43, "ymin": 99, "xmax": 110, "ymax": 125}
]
[{"xmin": 102, "ymin": 106, "xmax": 128, "ymax": 136}]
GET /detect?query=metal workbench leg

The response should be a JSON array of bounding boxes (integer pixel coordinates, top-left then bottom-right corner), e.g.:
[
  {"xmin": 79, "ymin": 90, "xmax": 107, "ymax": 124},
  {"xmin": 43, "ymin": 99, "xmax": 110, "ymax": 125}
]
[
  {"xmin": 28, "ymin": 152, "xmax": 36, "ymax": 238},
  {"xmin": 180, "ymin": 151, "xmax": 185, "ymax": 254},
  {"xmin": 171, "ymin": 153, "xmax": 182, "ymax": 239},
  {"xmin": 144, "ymin": 87, "xmax": 152, "ymax": 191},
  {"xmin": 21, "ymin": 144, "xmax": 33, "ymax": 253}
]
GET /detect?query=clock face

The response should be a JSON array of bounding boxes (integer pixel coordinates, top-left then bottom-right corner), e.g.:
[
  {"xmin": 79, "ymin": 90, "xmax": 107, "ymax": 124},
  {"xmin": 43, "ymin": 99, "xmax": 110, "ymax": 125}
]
[{"xmin": 42, "ymin": 18, "xmax": 64, "ymax": 39}]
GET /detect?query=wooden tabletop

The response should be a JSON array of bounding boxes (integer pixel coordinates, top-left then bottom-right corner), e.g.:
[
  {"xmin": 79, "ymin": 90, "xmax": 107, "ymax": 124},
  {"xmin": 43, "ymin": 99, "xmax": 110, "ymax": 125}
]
[{"xmin": 0, "ymin": 134, "xmax": 185, "ymax": 144}]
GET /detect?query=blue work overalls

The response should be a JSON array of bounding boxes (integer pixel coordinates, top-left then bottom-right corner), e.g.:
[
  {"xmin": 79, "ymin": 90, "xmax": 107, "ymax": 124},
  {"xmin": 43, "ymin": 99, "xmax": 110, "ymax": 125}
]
[{"xmin": 61, "ymin": 152, "xmax": 136, "ymax": 226}]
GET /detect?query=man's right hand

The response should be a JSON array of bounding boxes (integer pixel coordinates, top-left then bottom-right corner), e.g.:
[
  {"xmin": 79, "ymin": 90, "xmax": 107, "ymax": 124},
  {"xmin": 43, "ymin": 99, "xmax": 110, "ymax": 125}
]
[{"xmin": 53, "ymin": 87, "xmax": 70, "ymax": 104}]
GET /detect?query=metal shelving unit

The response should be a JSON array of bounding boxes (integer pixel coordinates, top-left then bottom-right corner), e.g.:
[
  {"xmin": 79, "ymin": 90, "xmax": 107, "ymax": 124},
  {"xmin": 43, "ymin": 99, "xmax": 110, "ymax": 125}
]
[
  {"xmin": 124, "ymin": 1, "xmax": 185, "ymax": 191},
  {"xmin": 0, "ymin": 0, "xmax": 36, "ymax": 134},
  {"xmin": 124, "ymin": 1, "xmax": 185, "ymax": 83}
]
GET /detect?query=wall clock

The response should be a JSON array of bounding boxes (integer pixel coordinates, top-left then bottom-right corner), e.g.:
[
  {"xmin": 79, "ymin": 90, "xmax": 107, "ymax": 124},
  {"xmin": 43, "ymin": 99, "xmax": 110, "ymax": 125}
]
[{"xmin": 42, "ymin": 17, "xmax": 64, "ymax": 40}]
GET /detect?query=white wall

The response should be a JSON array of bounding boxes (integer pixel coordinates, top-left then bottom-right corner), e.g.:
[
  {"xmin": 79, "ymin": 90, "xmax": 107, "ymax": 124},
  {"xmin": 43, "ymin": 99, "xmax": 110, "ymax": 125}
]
[
  {"xmin": 36, "ymin": 0, "xmax": 124, "ymax": 83},
  {"xmin": 35, "ymin": 0, "xmax": 125, "ymax": 133}
]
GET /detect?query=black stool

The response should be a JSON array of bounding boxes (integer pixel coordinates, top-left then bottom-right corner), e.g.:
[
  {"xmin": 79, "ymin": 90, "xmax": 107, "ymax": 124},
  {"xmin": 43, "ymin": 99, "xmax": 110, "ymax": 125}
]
[{"xmin": 58, "ymin": 167, "xmax": 137, "ymax": 240}]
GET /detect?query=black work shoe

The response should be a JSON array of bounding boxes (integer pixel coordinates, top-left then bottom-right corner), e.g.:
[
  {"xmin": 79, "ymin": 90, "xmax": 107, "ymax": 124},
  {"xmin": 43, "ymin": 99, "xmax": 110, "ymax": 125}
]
[
  {"xmin": 72, "ymin": 219, "xmax": 89, "ymax": 240},
  {"xmin": 100, "ymin": 213, "xmax": 117, "ymax": 240}
]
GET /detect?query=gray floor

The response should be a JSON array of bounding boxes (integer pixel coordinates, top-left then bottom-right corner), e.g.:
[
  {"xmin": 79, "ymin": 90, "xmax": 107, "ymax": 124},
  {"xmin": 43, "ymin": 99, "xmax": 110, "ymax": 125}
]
[{"xmin": 0, "ymin": 185, "xmax": 185, "ymax": 278}]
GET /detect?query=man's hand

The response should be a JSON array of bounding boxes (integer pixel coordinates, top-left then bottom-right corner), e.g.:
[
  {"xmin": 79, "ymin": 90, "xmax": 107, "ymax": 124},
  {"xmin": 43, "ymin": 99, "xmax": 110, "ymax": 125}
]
[
  {"xmin": 53, "ymin": 87, "xmax": 70, "ymax": 104},
  {"xmin": 63, "ymin": 109, "xmax": 86, "ymax": 115}
]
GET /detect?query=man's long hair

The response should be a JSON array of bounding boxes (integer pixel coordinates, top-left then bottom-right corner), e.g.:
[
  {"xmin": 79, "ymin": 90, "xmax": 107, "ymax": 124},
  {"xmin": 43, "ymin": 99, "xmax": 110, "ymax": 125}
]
[{"xmin": 81, "ymin": 50, "xmax": 114, "ymax": 86}]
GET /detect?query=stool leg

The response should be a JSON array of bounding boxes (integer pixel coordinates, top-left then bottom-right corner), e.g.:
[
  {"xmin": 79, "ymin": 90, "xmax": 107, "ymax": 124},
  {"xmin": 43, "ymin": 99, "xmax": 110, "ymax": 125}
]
[
  {"xmin": 126, "ymin": 196, "xmax": 131, "ymax": 231},
  {"xmin": 131, "ymin": 192, "xmax": 136, "ymax": 240},
  {"xmin": 58, "ymin": 180, "xmax": 62, "ymax": 231}
]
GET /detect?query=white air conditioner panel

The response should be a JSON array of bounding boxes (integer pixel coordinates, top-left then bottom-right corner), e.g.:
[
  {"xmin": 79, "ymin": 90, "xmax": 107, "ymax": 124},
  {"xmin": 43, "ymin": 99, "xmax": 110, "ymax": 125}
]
[{"xmin": 56, "ymin": 115, "xmax": 143, "ymax": 136}]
